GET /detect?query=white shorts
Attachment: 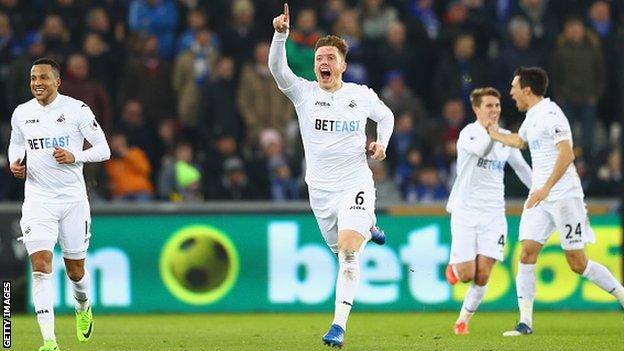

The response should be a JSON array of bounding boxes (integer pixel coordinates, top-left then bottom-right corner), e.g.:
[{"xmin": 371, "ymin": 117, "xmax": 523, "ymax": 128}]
[
  {"xmin": 519, "ymin": 197, "xmax": 595, "ymax": 250},
  {"xmin": 449, "ymin": 210, "xmax": 507, "ymax": 264},
  {"xmin": 309, "ymin": 182, "xmax": 376, "ymax": 253},
  {"xmin": 20, "ymin": 199, "xmax": 92, "ymax": 260}
]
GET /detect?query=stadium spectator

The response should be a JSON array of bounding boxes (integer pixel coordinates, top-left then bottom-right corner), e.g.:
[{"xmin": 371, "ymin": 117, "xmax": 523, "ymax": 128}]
[
  {"xmin": 237, "ymin": 41, "xmax": 294, "ymax": 147},
  {"xmin": 257, "ymin": 128, "xmax": 298, "ymax": 201},
  {"xmin": 117, "ymin": 100, "xmax": 161, "ymax": 170},
  {"xmin": 176, "ymin": 8, "xmax": 208, "ymax": 54},
  {"xmin": 404, "ymin": 165, "xmax": 449, "ymax": 203},
  {"xmin": 319, "ymin": 0, "xmax": 347, "ymax": 33},
  {"xmin": 359, "ymin": 0, "xmax": 398, "ymax": 41},
  {"xmin": 511, "ymin": 0, "xmax": 559, "ymax": 48},
  {"xmin": 406, "ymin": 0, "xmax": 440, "ymax": 41},
  {"xmin": 105, "ymin": 132, "xmax": 154, "ymax": 201},
  {"xmin": 82, "ymin": 32, "xmax": 119, "ymax": 103},
  {"xmin": 496, "ymin": 16, "xmax": 547, "ymax": 125},
  {"xmin": 369, "ymin": 159, "xmax": 402, "ymax": 203},
  {"xmin": 589, "ymin": 149, "xmax": 622, "ymax": 197},
  {"xmin": 173, "ymin": 28, "xmax": 219, "ymax": 127},
  {"xmin": 40, "ymin": 13, "xmax": 73, "ymax": 64},
  {"xmin": 120, "ymin": 34, "xmax": 175, "ymax": 122},
  {"xmin": 59, "ymin": 53, "xmax": 113, "ymax": 132},
  {"xmin": 127, "ymin": 0, "xmax": 178, "ymax": 58},
  {"xmin": 332, "ymin": 9, "xmax": 368, "ymax": 84},
  {"xmin": 387, "ymin": 111, "xmax": 426, "ymax": 189},
  {"xmin": 0, "ymin": 11, "xmax": 19, "ymax": 119},
  {"xmin": 374, "ymin": 20, "xmax": 425, "ymax": 93},
  {"xmin": 214, "ymin": 156, "xmax": 257, "ymax": 200},
  {"xmin": 286, "ymin": 7, "xmax": 322, "ymax": 80},
  {"xmin": 4, "ymin": 31, "xmax": 45, "ymax": 110},
  {"xmin": 197, "ymin": 56, "xmax": 243, "ymax": 143},
  {"xmin": 433, "ymin": 33, "xmax": 492, "ymax": 111},
  {"xmin": 380, "ymin": 70, "xmax": 426, "ymax": 119},
  {"xmin": 552, "ymin": 16, "xmax": 604, "ymax": 157},
  {"xmin": 44, "ymin": 0, "xmax": 82, "ymax": 38},
  {"xmin": 158, "ymin": 140, "xmax": 203, "ymax": 201},
  {"xmin": 220, "ymin": 0, "xmax": 264, "ymax": 70},
  {"xmin": 587, "ymin": 0, "xmax": 620, "ymax": 135}
]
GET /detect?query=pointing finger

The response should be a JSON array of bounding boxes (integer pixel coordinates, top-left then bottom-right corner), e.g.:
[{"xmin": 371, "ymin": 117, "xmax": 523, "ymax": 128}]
[{"xmin": 284, "ymin": 3, "xmax": 289, "ymax": 21}]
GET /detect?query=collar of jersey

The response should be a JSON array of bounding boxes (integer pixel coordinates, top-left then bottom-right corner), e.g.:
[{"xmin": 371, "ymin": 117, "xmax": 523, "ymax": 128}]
[
  {"xmin": 36, "ymin": 93, "xmax": 62, "ymax": 110},
  {"xmin": 318, "ymin": 82, "xmax": 346, "ymax": 96},
  {"xmin": 526, "ymin": 97, "xmax": 550, "ymax": 118}
]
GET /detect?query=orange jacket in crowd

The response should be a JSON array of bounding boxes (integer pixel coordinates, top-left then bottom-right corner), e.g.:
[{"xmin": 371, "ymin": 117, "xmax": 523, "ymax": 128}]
[{"xmin": 105, "ymin": 148, "xmax": 154, "ymax": 197}]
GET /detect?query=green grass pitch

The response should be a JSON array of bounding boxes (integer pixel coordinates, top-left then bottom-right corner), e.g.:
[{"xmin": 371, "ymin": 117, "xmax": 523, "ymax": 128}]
[{"xmin": 9, "ymin": 311, "xmax": 623, "ymax": 350}]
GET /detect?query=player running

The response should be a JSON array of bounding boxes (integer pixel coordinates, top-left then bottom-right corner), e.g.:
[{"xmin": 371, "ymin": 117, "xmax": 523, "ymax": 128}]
[
  {"xmin": 445, "ymin": 87, "xmax": 532, "ymax": 335},
  {"xmin": 487, "ymin": 67, "xmax": 624, "ymax": 336},
  {"xmin": 8, "ymin": 58, "xmax": 110, "ymax": 351},
  {"xmin": 269, "ymin": 4, "xmax": 394, "ymax": 348}
]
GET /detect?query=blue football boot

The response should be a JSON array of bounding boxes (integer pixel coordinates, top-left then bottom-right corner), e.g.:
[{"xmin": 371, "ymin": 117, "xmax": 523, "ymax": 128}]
[
  {"xmin": 322, "ymin": 324, "xmax": 345, "ymax": 348},
  {"xmin": 370, "ymin": 226, "xmax": 386, "ymax": 245}
]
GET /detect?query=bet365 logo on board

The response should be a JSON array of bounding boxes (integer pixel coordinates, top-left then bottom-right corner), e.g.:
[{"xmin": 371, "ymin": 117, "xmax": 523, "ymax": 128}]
[{"xmin": 160, "ymin": 225, "xmax": 240, "ymax": 305}]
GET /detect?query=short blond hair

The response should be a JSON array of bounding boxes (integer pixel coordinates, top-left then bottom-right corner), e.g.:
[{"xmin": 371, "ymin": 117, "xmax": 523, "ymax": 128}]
[
  {"xmin": 314, "ymin": 35, "xmax": 348, "ymax": 59},
  {"xmin": 470, "ymin": 87, "xmax": 501, "ymax": 106}
]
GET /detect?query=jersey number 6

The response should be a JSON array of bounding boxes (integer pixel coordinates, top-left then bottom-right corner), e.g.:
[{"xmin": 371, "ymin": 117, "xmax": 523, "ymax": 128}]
[{"xmin": 355, "ymin": 191, "xmax": 364, "ymax": 205}]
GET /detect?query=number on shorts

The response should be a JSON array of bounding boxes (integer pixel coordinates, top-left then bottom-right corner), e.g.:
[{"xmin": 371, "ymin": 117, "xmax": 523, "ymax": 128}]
[
  {"xmin": 355, "ymin": 191, "xmax": 364, "ymax": 205},
  {"xmin": 498, "ymin": 235, "xmax": 505, "ymax": 246},
  {"xmin": 564, "ymin": 223, "xmax": 582, "ymax": 239}
]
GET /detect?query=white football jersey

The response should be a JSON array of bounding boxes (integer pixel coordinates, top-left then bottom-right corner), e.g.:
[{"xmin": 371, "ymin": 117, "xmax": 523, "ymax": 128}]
[
  {"xmin": 269, "ymin": 31, "xmax": 394, "ymax": 191},
  {"xmin": 8, "ymin": 94, "xmax": 109, "ymax": 203},
  {"xmin": 447, "ymin": 122, "xmax": 532, "ymax": 214},
  {"xmin": 518, "ymin": 98, "xmax": 583, "ymax": 201}
]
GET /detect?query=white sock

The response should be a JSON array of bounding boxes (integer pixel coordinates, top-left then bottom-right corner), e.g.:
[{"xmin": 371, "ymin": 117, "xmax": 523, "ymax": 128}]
[
  {"xmin": 332, "ymin": 249, "xmax": 360, "ymax": 331},
  {"xmin": 457, "ymin": 284, "xmax": 488, "ymax": 323},
  {"xmin": 516, "ymin": 263, "xmax": 536, "ymax": 327},
  {"xmin": 71, "ymin": 269, "xmax": 91, "ymax": 312},
  {"xmin": 32, "ymin": 272, "xmax": 55, "ymax": 342},
  {"xmin": 582, "ymin": 260, "xmax": 624, "ymax": 307}
]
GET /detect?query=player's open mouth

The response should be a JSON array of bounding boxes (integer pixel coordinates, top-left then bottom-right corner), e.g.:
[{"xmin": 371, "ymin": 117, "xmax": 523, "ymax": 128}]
[
  {"xmin": 34, "ymin": 88, "xmax": 45, "ymax": 94},
  {"xmin": 320, "ymin": 68, "xmax": 331, "ymax": 80}
]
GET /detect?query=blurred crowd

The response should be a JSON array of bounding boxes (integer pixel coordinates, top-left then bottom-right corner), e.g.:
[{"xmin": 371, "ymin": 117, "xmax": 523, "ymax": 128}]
[{"xmin": 0, "ymin": 0, "xmax": 622, "ymax": 203}]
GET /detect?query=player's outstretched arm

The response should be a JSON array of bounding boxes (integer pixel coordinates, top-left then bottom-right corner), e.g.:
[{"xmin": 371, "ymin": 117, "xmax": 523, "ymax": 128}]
[
  {"xmin": 487, "ymin": 123, "xmax": 527, "ymax": 149},
  {"xmin": 268, "ymin": 3, "xmax": 300, "ymax": 93}
]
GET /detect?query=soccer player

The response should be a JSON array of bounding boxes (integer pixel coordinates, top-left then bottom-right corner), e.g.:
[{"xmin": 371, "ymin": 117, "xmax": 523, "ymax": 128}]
[
  {"xmin": 8, "ymin": 58, "xmax": 110, "ymax": 351},
  {"xmin": 445, "ymin": 87, "xmax": 532, "ymax": 335},
  {"xmin": 487, "ymin": 67, "xmax": 624, "ymax": 336},
  {"xmin": 269, "ymin": 4, "xmax": 394, "ymax": 348}
]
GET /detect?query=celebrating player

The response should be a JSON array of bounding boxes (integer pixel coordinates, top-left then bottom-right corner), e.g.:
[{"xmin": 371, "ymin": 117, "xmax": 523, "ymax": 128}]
[
  {"xmin": 269, "ymin": 4, "xmax": 394, "ymax": 348},
  {"xmin": 8, "ymin": 58, "xmax": 110, "ymax": 351},
  {"xmin": 445, "ymin": 87, "xmax": 532, "ymax": 335},
  {"xmin": 487, "ymin": 67, "xmax": 624, "ymax": 336}
]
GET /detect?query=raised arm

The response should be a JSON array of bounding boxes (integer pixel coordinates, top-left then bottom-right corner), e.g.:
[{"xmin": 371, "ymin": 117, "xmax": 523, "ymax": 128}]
[
  {"xmin": 487, "ymin": 123, "xmax": 527, "ymax": 149},
  {"xmin": 268, "ymin": 4, "xmax": 299, "ymax": 92},
  {"xmin": 508, "ymin": 148, "xmax": 532, "ymax": 189}
]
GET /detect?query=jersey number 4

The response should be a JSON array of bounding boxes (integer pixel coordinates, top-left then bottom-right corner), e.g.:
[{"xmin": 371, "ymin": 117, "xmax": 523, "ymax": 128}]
[{"xmin": 498, "ymin": 235, "xmax": 505, "ymax": 246}]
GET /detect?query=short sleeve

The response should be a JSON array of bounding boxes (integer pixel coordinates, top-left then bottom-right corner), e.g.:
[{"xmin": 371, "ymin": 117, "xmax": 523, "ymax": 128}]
[
  {"xmin": 76, "ymin": 103, "xmax": 103, "ymax": 140},
  {"xmin": 545, "ymin": 111, "xmax": 572, "ymax": 144}
]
